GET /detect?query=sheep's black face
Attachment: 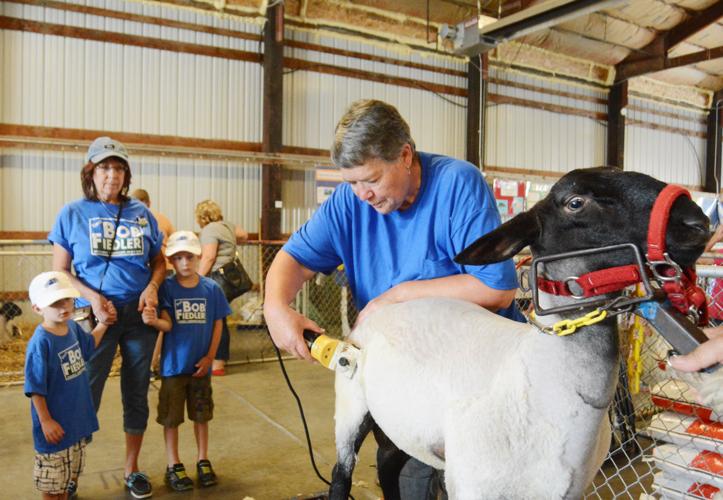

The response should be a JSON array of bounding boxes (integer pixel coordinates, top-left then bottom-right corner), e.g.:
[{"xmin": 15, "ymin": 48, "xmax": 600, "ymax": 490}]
[{"xmin": 455, "ymin": 167, "xmax": 709, "ymax": 269}]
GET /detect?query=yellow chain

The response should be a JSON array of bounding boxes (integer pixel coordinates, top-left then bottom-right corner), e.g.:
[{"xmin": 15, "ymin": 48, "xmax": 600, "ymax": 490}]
[
  {"xmin": 626, "ymin": 315, "xmax": 645, "ymax": 395},
  {"xmin": 551, "ymin": 309, "xmax": 609, "ymax": 336}
]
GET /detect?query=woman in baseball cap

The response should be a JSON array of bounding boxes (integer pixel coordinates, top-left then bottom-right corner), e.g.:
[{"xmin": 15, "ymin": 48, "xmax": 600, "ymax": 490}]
[{"xmin": 48, "ymin": 137, "xmax": 165, "ymax": 499}]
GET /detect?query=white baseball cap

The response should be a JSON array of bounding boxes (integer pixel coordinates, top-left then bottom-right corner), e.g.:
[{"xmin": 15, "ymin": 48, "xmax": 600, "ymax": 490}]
[
  {"xmin": 87, "ymin": 136, "xmax": 129, "ymax": 164},
  {"xmin": 166, "ymin": 231, "xmax": 202, "ymax": 257},
  {"xmin": 29, "ymin": 272, "xmax": 80, "ymax": 309}
]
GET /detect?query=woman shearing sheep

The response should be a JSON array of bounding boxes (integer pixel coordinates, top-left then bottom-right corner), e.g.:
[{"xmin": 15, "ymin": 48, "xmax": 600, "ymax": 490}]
[{"xmin": 264, "ymin": 99, "xmax": 525, "ymax": 498}]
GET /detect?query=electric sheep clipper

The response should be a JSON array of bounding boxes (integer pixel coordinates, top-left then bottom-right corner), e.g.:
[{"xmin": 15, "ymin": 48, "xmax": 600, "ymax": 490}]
[{"xmin": 303, "ymin": 330, "xmax": 360, "ymax": 379}]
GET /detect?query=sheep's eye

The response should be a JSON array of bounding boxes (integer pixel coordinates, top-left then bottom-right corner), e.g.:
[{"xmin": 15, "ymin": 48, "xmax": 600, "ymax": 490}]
[{"xmin": 565, "ymin": 196, "xmax": 585, "ymax": 211}]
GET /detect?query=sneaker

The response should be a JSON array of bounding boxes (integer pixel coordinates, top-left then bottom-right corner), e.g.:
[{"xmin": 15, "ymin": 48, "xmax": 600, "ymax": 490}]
[
  {"xmin": 67, "ymin": 479, "xmax": 78, "ymax": 499},
  {"xmin": 211, "ymin": 368, "xmax": 226, "ymax": 376},
  {"xmin": 196, "ymin": 460, "xmax": 217, "ymax": 487},
  {"xmin": 125, "ymin": 471, "xmax": 153, "ymax": 498},
  {"xmin": 165, "ymin": 463, "xmax": 194, "ymax": 492}
]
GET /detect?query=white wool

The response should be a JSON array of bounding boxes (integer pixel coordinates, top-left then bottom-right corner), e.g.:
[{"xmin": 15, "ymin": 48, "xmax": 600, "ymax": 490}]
[{"xmin": 335, "ymin": 297, "xmax": 612, "ymax": 498}]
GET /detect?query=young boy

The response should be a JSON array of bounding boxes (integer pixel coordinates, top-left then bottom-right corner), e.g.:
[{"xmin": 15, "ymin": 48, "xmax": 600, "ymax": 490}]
[
  {"xmin": 25, "ymin": 271, "xmax": 108, "ymax": 500},
  {"xmin": 141, "ymin": 230, "xmax": 231, "ymax": 492}
]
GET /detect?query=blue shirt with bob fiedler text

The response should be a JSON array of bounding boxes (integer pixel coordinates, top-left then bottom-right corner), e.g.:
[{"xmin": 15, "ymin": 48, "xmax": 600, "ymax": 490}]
[
  {"xmin": 158, "ymin": 276, "xmax": 232, "ymax": 377},
  {"xmin": 24, "ymin": 321, "xmax": 99, "ymax": 453},
  {"xmin": 48, "ymin": 198, "xmax": 164, "ymax": 305},
  {"xmin": 284, "ymin": 152, "xmax": 524, "ymax": 321}
]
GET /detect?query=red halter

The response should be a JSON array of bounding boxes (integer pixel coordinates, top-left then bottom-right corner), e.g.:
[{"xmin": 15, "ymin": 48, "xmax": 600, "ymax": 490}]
[{"xmin": 536, "ymin": 184, "xmax": 708, "ymax": 325}]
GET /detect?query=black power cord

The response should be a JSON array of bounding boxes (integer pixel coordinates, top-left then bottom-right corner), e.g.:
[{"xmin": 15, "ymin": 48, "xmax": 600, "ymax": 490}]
[{"xmin": 271, "ymin": 339, "xmax": 356, "ymax": 500}]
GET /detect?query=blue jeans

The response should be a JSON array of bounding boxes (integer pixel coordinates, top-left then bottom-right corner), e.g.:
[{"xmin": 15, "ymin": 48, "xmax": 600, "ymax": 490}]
[
  {"xmin": 399, "ymin": 458, "xmax": 446, "ymax": 500},
  {"xmin": 215, "ymin": 318, "xmax": 230, "ymax": 361},
  {"xmin": 88, "ymin": 302, "xmax": 158, "ymax": 435}
]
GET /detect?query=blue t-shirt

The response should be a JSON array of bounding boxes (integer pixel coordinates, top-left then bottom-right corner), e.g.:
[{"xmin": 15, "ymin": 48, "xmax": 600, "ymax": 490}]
[
  {"xmin": 24, "ymin": 321, "xmax": 99, "ymax": 453},
  {"xmin": 284, "ymin": 152, "xmax": 523, "ymax": 321},
  {"xmin": 158, "ymin": 276, "xmax": 232, "ymax": 377},
  {"xmin": 49, "ymin": 198, "xmax": 163, "ymax": 304}
]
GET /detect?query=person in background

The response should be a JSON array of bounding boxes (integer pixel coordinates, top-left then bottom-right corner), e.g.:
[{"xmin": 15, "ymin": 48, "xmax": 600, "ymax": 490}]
[
  {"xmin": 130, "ymin": 189, "xmax": 175, "ymax": 270},
  {"xmin": 49, "ymin": 137, "xmax": 165, "ymax": 499},
  {"xmin": 263, "ymin": 99, "xmax": 524, "ymax": 499},
  {"xmin": 141, "ymin": 231, "xmax": 230, "ymax": 491},
  {"xmin": 24, "ymin": 272, "xmax": 109, "ymax": 500},
  {"xmin": 131, "ymin": 188, "xmax": 176, "ymax": 375},
  {"xmin": 195, "ymin": 200, "xmax": 248, "ymax": 376}
]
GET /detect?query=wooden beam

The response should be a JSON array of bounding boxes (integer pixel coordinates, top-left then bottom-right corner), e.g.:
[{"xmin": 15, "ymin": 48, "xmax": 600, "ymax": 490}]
[
  {"xmin": 261, "ymin": 3, "xmax": 284, "ymax": 242},
  {"xmin": 284, "ymin": 58, "xmax": 467, "ymax": 97},
  {"xmin": 705, "ymin": 90, "xmax": 723, "ymax": 193},
  {"xmin": 466, "ymin": 54, "xmax": 481, "ymax": 168},
  {"xmin": 667, "ymin": 1, "xmax": 723, "ymax": 49},
  {"xmin": 626, "ymin": 119, "xmax": 706, "ymax": 139},
  {"xmin": 7, "ymin": 0, "xmax": 463, "ymax": 79},
  {"xmin": 7, "ymin": 0, "xmax": 262, "ymax": 41},
  {"xmin": 0, "ymin": 16, "xmax": 262, "ymax": 64},
  {"xmin": 286, "ymin": 40, "xmax": 466, "ymax": 78},
  {"xmin": 488, "ymin": 77, "xmax": 607, "ymax": 105},
  {"xmin": 607, "ymin": 81, "xmax": 627, "ymax": 169},
  {"xmin": 0, "ymin": 124, "xmax": 262, "ymax": 152},
  {"xmin": 615, "ymin": 1, "xmax": 723, "ymax": 82},
  {"xmin": 668, "ymin": 46, "xmax": 723, "ymax": 70},
  {"xmin": 0, "ymin": 15, "xmax": 467, "ymax": 100},
  {"xmin": 488, "ymin": 94, "xmax": 607, "ymax": 121}
]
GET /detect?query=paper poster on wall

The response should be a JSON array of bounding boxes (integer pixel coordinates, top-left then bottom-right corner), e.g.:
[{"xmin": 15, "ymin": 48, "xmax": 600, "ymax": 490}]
[
  {"xmin": 493, "ymin": 179, "xmax": 526, "ymax": 223},
  {"xmin": 316, "ymin": 166, "xmax": 343, "ymax": 204}
]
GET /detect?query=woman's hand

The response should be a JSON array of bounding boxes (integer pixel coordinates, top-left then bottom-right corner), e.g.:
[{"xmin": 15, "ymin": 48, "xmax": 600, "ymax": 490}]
[
  {"xmin": 354, "ymin": 284, "xmax": 405, "ymax": 327},
  {"xmin": 141, "ymin": 306, "xmax": 158, "ymax": 327},
  {"xmin": 265, "ymin": 305, "xmax": 323, "ymax": 361},
  {"xmin": 138, "ymin": 282, "xmax": 159, "ymax": 312},
  {"xmin": 91, "ymin": 295, "xmax": 117, "ymax": 325}
]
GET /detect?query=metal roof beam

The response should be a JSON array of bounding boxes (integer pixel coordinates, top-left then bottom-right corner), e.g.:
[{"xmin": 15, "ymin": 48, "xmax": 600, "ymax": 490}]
[{"xmin": 615, "ymin": 2, "xmax": 723, "ymax": 82}]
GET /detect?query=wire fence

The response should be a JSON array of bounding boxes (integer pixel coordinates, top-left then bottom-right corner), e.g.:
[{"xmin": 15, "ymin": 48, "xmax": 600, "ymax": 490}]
[{"xmin": 1, "ymin": 241, "xmax": 722, "ymax": 497}]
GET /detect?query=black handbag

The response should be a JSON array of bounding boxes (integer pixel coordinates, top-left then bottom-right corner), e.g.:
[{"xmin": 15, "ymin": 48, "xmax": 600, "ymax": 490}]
[{"xmin": 209, "ymin": 254, "xmax": 253, "ymax": 301}]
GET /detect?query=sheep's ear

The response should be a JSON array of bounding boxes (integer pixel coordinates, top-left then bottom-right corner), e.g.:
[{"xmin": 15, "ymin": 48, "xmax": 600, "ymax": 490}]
[{"xmin": 455, "ymin": 210, "xmax": 540, "ymax": 265}]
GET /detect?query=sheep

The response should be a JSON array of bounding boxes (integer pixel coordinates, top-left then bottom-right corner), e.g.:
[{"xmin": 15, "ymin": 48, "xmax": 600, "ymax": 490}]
[
  {"xmin": 328, "ymin": 167, "xmax": 710, "ymax": 499},
  {"xmin": 0, "ymin": 301, "xmax": 22, "ymax": 347}
]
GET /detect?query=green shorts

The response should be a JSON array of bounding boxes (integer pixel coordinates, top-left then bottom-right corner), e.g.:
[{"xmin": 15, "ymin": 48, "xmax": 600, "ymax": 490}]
[{"xmin": 157, "ymin": 375, "xmax": 214, "ymax": 427}]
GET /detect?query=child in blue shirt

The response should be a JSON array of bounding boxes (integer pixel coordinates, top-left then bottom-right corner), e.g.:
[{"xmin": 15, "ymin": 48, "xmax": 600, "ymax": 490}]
[
  {"xmin": 141, "ymin": 231, "xmax": 231, "ymax": 492},
  {"xmin": 24, "ymin": 272, "xmax": 108, "ymax": 500}
]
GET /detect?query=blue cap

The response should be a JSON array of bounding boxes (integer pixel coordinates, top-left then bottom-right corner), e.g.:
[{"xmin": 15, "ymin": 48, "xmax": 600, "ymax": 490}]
[{"xmin": 87, "ymin": 136, "xmax": 129, "ymax": 164}]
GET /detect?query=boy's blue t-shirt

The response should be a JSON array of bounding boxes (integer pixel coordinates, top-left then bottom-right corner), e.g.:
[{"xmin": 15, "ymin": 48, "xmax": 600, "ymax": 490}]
[
  {"xmin": 24, "ymin": 321, "xmax": 99, "ymax": 453},
  {"xmin": 158, "ymin": 276, "xmax": 232, "ymax": 377},
  {"xmin": 48, "ymin": 198, "xmax": 164, "ymax": 304},
  {"xmin": 284, "ymin": 152, "xmax": 524, "ymax": 321}
]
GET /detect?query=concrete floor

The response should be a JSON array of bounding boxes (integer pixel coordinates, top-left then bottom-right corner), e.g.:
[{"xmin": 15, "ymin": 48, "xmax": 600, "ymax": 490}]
[{"xmin": 1, "ymin": 360, "xmax": 383, "ymax": 499}]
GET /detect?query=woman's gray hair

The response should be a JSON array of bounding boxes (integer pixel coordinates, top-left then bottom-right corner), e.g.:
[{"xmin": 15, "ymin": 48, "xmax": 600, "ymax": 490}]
[{"xmin": 331, "ymin": 100, "xmax": 416, "ymax": 169}]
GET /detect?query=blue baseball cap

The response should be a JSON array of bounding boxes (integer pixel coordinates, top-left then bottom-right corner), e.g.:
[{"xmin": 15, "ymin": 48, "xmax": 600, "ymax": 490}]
[{"xmin": 87, "ymin": 136, "xmax": 129, "ymax": 164}]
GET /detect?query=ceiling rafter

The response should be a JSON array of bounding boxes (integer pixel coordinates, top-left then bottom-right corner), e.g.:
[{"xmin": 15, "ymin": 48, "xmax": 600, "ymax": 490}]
[
  {"xmin": 615, "ymin": 1, "xmax": 723, "ymax": 82},
  {"xmin": 551, "ymin": 26, "xmax": 637, "ymax": 52},
  {"xmin": 653, "ymin": 0, "xmax": 698, "ymax": 18}
]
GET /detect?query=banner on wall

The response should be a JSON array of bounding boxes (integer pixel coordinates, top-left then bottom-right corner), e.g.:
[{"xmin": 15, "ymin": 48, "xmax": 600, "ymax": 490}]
[
  {"xmin": 316, "ymin": 166, "xmax": 343, "ymax": 205},
  {"xmin": 492, "ymin": 179, "xmax": 552, "ymax": 223},
  {"xmin": 493, "ymin": 179, "xmax": 526, "ymax": 223}
]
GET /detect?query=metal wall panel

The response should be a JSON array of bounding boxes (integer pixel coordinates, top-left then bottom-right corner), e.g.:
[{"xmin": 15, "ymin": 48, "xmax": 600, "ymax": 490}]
[
  {"xmin": 625, "ymin": 97, "xmax": 707, "ymax": 187},
  {"xmin": 485, "ymin": 67, "xmax": 608, "ymax": 173},
  {"xmin": 283, "ymin": 29, "xmax": 468, "ymax": 159},
  {"xmin": 0, "ymin": 1, "xmax": 263, "ymax": 141},
  {"xmin": 2, "ymin": 0, "xmax": 469, "ymax": 233},
  {"xmin": 0, "ymin": 148, "xmax": 262, "ymax": 233}
]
